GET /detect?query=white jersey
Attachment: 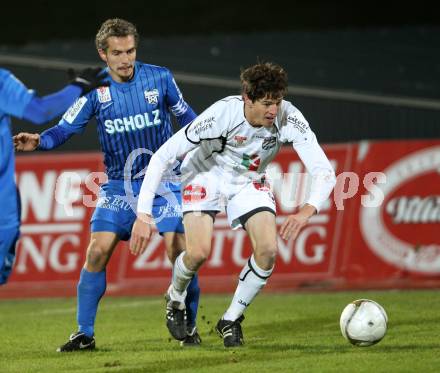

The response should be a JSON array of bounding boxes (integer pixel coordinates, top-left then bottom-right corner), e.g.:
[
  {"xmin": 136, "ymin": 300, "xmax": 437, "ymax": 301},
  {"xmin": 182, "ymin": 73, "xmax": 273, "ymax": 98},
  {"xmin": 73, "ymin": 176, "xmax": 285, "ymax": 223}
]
[{"xmin": 138, "ymin": 95, "xmax": 336, "ymax": 215}]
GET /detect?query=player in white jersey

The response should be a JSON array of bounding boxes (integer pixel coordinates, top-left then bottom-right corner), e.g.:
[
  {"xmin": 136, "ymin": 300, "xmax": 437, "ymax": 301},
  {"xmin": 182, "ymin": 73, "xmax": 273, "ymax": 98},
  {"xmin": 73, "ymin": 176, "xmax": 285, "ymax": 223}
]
[{"xmin": 131, "ymin": 62, "xmax": 336, "ymax": 347}]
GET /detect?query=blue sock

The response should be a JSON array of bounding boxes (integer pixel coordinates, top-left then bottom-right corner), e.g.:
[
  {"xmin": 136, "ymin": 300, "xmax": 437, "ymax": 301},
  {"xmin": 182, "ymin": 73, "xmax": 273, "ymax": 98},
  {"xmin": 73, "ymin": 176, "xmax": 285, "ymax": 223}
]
[
  {"xmin": 77, "ymin": 269, "xmax": 106, "ymax": 337},
  {"xmin": 185, "ymin": 274, "xmax": 200, "ymax": 328}
]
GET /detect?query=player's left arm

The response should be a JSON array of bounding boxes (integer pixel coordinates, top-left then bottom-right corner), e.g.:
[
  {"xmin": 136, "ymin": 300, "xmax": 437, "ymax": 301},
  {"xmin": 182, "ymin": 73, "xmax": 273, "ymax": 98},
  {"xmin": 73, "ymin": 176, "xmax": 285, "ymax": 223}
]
[
  {"xmin": 22, "ymin": 68, "xmax": 107, "ymax": 124},
  {"xmin": 278, "ymin": 102, "xmax": 336, "ymax": 240},
  {"xmin": 22, "ymin": 85, "xmax": 82, "ymax": 125},
  {"xmin": 164, "ymin": 69, "xmax": 197, "ymax": 126},
  {"xmin": 0, "ymin": 67, "xmax": 107, "ymax": 125}
]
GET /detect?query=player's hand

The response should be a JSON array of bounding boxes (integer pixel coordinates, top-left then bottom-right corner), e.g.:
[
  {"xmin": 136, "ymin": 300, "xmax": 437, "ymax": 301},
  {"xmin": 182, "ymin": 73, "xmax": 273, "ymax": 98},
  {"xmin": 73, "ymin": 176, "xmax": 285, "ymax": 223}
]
[
  {"xmin": 130, "ymin": 213, "xmax": 155, "ymax": 255},
  {"xmin": 279, "ymin": 204, "xmax": 317, "ymax": 241},
  {"xmin": 13, "ymin": 132, "xmax": 40, "ymax": 151},
  {"xmin": 68, "ymin": 67, "xmax": 109, "ymax": 95}
]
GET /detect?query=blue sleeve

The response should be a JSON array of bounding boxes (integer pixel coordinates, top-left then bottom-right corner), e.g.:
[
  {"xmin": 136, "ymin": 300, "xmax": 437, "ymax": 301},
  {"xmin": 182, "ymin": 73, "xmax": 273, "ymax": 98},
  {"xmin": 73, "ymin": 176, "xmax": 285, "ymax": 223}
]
[
  {"xmin": 38, "ymin": 93, "xmax": 95, "ymax": 150},
  {"xmin": 0, "ymin": 69, "xmax": 35, "ymax": 118},
  {"xmin": 165, "ymin": 69, "xmax": 197, "ymax": 127},
  {"xmin": 22, "ymin": 85, "xmax": 82, "ymax": 124},
  {"xmin": 38, "ymin": 125, "xmax": 75, "ymax": 150}
]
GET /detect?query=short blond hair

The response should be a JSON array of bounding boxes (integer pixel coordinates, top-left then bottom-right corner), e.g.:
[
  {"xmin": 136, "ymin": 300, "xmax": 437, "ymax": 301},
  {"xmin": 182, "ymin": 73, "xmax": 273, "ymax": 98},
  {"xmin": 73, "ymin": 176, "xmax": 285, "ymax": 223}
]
[{"xmin": 95, "ymin": 18, "xmax": 139, "ymax": 50}]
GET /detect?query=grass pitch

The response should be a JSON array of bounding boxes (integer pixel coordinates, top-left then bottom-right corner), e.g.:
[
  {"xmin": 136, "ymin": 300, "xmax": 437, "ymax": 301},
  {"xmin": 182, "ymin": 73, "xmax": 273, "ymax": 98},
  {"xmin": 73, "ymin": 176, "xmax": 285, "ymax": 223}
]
[{"xmin": 1, "ymin": 289, "xmax": 439, "ymax": 372}]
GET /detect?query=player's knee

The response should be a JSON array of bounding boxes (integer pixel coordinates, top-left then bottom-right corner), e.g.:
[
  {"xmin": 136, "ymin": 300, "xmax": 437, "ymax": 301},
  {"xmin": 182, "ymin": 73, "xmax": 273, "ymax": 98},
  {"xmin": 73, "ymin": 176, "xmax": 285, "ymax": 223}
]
[
  {"xmin": 186, "ymin": 246, "xmax": 210, "ymax": 268},
  {"xmin": 255, "ymin": 242, "xmax": 278, "ymax": 268},
  {"xmin": 85, "ymin": 242, "xmax": 111, "ymax": 270}
]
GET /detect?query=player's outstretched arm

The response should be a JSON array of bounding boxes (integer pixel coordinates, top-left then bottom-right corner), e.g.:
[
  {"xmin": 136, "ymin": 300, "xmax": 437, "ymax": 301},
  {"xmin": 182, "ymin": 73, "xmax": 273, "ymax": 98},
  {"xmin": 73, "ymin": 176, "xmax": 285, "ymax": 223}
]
[
  {"xmin": 13, "ymin": 132, "xmax": 40, "ymax": 151},
  {"xmin": 130, "ymin": 214, "xmax": 155, "ymax": 255},
  {"xmin": 21, "ymin": 67, "xmax": 108, "ymax": 125}
]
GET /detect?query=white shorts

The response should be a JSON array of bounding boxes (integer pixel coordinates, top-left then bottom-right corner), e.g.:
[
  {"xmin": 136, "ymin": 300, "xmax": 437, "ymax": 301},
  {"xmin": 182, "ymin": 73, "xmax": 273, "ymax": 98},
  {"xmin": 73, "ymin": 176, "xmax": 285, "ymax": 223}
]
[{"xmin": 181, "ymin": 170, "xmax": 276, "ymax": 229}]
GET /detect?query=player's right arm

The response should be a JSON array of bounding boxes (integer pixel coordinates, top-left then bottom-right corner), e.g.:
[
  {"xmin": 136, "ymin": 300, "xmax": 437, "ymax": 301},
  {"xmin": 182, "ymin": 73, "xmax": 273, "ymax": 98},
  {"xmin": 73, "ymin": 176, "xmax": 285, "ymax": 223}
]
[
  {"xmin": 14, "ymin": 93, "xmax": 96, "ymax": 152},
  {"xmin": 130, "ymin": 127, "xmax": 196, "ymax": 255},
  {"xmin": 137, "ymin": 101, "xmax": 226, "ymax": 217},
  {"xmin": 131, "ymin": 102, "xmax": 226, "ymax": 255}
]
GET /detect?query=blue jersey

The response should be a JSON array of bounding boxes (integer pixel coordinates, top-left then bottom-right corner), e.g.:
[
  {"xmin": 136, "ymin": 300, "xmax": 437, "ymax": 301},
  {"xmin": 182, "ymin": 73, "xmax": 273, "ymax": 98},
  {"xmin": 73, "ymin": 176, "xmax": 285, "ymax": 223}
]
[
  {"xmin": 57, "ymin": 61, "xmax": 196, "ymax": 180},
  {"xmin": 0, "ymin": 69, "xmax": 34, "ymax": 229}
]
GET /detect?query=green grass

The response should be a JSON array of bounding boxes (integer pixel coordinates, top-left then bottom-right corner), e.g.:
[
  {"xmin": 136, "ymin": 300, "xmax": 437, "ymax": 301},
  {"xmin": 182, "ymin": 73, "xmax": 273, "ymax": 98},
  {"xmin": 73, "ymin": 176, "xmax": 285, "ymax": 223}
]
[{"xmin": 1, "ymin": 290, "xmax": 439, "ymax": 372}]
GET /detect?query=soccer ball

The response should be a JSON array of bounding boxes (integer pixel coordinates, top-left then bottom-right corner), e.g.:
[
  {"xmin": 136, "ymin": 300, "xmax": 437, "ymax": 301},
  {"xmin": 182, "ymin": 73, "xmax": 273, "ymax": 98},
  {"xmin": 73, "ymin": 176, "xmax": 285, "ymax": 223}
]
[{"xmin": 340, "ymin": 299, "xmax": 388, "ymax": 347}]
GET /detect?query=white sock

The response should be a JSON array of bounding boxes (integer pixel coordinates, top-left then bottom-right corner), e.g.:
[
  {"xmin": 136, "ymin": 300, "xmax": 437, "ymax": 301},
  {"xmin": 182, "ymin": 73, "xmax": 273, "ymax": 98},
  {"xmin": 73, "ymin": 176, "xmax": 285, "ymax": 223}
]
[
  {"xmin": 170, "ymin": 252, "xmax": 195, "ymax": 303},
  {"xmin": 223, "ymin": 255, "xmax": 273, "ymax": 321}
]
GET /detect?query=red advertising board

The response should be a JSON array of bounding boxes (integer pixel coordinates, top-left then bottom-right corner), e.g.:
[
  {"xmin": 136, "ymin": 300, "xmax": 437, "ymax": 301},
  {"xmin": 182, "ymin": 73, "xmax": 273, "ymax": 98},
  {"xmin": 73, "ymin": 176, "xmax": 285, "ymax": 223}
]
[
  {"xmin": 339, "ymin": 140, "xmax": 440, "ymax": 287},
  {"xmin": 1, "ymin": 140, "xmax": 439, "ymax": 298}
]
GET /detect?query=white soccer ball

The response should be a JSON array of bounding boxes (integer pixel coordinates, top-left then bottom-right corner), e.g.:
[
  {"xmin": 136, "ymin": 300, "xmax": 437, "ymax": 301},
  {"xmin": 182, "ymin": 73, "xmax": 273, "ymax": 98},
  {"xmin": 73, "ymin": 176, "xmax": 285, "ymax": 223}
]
[{"xmin": 340, "ymin": 299, "xmax": 388, "ymax": 347}]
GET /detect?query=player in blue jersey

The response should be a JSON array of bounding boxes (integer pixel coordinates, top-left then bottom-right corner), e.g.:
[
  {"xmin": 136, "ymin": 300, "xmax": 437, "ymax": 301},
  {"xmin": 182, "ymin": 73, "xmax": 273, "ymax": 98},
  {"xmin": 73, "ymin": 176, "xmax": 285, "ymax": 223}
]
[
  {"xmin": 0, "ymin": 67, "xmax": 106, "ymax": 286},
  {"xmin": 14, "ymin": 18, "xmax": 201, "ymax": 351}
]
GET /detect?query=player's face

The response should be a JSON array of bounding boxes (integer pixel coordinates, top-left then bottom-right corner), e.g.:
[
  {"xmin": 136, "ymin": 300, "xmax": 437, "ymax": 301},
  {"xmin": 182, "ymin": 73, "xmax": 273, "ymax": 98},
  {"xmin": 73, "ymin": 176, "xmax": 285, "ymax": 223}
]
[
  {"xmin": 98, "ymin": 35, "xmax": 137, "ymax": 83},
  {"xmin": 244, "ymin": 94, "xmax": 282, "ymax": 128}
]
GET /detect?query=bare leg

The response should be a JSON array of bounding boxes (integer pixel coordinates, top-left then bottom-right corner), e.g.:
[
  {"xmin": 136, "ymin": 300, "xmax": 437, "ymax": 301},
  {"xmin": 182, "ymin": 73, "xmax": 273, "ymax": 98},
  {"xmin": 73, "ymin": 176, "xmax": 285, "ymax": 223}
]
[{"xmin": 223, "ymin": 211, "xmax": 277, "ymax": 321}]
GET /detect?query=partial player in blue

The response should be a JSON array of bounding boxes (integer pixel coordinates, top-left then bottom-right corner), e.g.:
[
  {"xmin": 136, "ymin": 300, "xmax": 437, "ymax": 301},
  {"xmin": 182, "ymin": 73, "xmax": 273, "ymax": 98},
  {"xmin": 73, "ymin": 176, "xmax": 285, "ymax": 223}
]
[
  {"xmin": 14, "ymin": 18, "xmax": 201, "ymax": 350},
  {"xmin": 1, "ymin": 66, "xmax": 106, "ymax": 285}
]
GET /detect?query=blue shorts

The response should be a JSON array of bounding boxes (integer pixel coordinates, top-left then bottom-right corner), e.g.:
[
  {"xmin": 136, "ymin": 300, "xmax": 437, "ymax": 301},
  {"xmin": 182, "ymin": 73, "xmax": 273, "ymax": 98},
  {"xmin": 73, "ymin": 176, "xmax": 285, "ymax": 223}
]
[
  {"xmin": 91, "ymin": 179, "xmax": 184, "ymax": 241},
  {"xmin": 0, "ymin": 227, "xmax": 20, "ymax": 285}
]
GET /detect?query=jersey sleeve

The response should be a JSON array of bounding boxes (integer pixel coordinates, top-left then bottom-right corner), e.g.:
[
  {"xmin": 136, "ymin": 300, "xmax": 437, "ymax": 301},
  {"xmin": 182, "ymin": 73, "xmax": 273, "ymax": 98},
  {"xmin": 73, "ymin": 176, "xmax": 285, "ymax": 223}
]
[
  {"xmin": 0, "ymin": 69, "xmax": 35, "ymax": 118},
  {"xmin": 22, "ymin": 85, "xmax": 82, "ymax": 125},
  {"xmin": 137, "ymin": 126, "xmax": 197, "ymax": 215},
  {"xmin": 278, "ymin": 101, "xmax": 313, "ymax": 145},
  {"xmin": 57, "ymin": 92, "xmax": 95, "ymax": 134},
  {"xmin": 164, "ymin": 68, "xmax": 197, "ymax": 126},
  {"xmin": 279, "ymin": 101, "xmax": 336, "ymax": 212},
  {"xmin": 137, "ymin": 100, "xmax": 228, "ymax": 215}
]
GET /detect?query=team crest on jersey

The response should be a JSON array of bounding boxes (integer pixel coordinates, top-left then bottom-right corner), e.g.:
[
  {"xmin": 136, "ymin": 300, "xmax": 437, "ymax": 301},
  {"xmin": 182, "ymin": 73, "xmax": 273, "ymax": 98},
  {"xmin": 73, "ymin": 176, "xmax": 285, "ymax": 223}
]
[
  {"xmin": 97, "ymin": 86, "xmax": 112, "ymax": 103},
  {"xmin": 262, "ymin": 136, "xmax": 277, "ymax": 150},
  {"xmin": 144, "ymin": 89, "xmax": 159, "ymax": 104}
]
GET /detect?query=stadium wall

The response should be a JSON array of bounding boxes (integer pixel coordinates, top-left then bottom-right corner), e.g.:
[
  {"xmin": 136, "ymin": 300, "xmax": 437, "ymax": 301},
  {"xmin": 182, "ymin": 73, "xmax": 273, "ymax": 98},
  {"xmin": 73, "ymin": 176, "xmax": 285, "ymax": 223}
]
[
  {"xmin": 0, "ymin": 139, "xmax": 438, "ymax": 298},
  {"xmin": 6, "ymin": 62, "xmax": 440, "ymax": 147}
]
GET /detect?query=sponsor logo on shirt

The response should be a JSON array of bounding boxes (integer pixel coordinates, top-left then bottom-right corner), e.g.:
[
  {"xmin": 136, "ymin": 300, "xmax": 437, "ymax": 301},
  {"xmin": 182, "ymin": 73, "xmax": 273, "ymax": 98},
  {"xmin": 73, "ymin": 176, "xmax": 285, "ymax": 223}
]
[
  {"xmin": 104, "ymin": 110, "xmax": 162, "ymax": 134},
  {"xmin": 287, "ymin": 115, "xmax": 309, "ymax": 134},
  {"xmin": 192, "ymin": 117, "xmax": 215, "ymax": 135},
  {"xmin": 144, "ymin": 89, "xmax": 159, "ymax": 104},
  {"xmin": 63, "ymin": 97, "xmax": 88, "ymax": 124},
  {"xmin": 183, "ymin": 184, "xmax": 207, "ymax": 203},
  {"xmin": 234, "ymin": 135, "xmax": 247, "ymax": 145},
  {"xmin": 97, "ymin": 87, "xmax": 112, "ymax": 103}
]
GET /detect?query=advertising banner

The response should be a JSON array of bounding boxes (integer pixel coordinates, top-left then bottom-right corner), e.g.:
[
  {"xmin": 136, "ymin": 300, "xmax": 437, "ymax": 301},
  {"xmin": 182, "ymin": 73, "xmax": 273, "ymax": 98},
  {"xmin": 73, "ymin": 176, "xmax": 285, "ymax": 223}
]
[{"xmin": 1, "ymin": 140, "xmax": 439, "ymax": 298}]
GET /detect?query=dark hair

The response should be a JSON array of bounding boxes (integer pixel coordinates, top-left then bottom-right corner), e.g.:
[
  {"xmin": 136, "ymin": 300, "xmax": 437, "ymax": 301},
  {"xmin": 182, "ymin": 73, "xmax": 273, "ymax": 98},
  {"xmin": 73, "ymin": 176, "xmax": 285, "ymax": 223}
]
[
  {"xmin": 240, "ymin": 62, "xmax": 288, "ymax": 102},
  {"xmin": 95, "ymin": 18, "xmax": 139, "ymax": 50}
]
